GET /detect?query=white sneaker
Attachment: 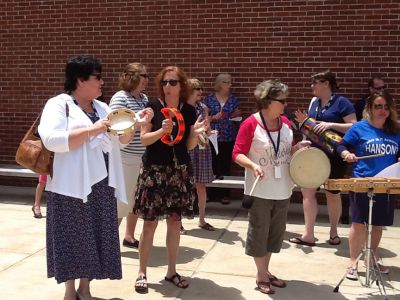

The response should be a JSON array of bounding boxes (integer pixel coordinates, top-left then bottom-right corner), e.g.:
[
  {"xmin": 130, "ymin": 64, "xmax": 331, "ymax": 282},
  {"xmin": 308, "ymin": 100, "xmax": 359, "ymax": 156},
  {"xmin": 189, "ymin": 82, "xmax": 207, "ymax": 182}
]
[{"xmin": 346, "ymin": 267, "xmax": 358, "ymax": 281}]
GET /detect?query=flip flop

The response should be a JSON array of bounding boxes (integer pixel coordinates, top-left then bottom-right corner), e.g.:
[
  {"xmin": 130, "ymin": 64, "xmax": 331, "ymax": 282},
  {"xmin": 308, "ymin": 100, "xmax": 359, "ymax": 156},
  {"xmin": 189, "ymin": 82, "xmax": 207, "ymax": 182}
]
[
  {"xmin": 289, "ymin": 237, "xmax": 316, "ymax": 247},
  {"xmin": 327, "ymin": 235, "xmax": 341, "ymax": 245},
  {"xmin": 135, "ymin": 274, "xmax": 148, "ymax": 294},
  {"xmin": 268, "ymin": 275, "xmax": 287, "ymax": 288},
  {"xmin": 199, "ymin": 223, "xmax": 216, "ymax": 231},
  {"xmin": 165, "ymin": 273, "xmax": 189, "ymax": 289},
  {"xmin": 256, "ymin": 281, "xmax": 275, "ymax": 294}
]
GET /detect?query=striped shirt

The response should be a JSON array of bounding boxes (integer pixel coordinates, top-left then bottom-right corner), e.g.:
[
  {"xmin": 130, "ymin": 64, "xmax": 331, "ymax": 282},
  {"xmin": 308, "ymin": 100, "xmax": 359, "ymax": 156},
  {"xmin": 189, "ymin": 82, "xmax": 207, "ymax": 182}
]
[{"xmin": 109, "ymin": 90, "xmax": 148, "ymax": 156}]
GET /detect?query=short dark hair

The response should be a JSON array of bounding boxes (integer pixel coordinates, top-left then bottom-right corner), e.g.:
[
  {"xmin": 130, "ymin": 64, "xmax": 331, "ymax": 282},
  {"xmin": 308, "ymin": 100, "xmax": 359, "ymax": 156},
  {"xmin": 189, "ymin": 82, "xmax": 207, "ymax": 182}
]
[
  {"xmin": 312, "ymin": 70, "xmax": 339, "ymax": 93},
  {"xmin": 64, "ymin": 55, "xmax": 102, "ymax": 93},
  {"xmin": 367, "ymin": 75, "xmax": 384, "ymax": 88}
]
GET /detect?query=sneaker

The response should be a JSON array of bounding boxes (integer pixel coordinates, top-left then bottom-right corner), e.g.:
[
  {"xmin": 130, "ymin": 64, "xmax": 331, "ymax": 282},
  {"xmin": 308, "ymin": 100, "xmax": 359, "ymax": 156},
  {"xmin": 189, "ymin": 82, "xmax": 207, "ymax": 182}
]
[
  {"xmin": 180, "ymin": 226, "xmax": 186, "ymax": 235},
  {"xmin": 346, "ymin": 267, "xmax": 358, "ymax": 281}
]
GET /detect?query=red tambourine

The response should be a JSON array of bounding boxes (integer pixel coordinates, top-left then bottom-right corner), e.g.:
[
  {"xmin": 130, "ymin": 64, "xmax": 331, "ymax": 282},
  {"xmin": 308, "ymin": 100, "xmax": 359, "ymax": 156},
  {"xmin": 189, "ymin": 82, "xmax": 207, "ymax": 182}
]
[{"xmin": 160, "ymin": 107, "xmax": 185, "ymax": 145}]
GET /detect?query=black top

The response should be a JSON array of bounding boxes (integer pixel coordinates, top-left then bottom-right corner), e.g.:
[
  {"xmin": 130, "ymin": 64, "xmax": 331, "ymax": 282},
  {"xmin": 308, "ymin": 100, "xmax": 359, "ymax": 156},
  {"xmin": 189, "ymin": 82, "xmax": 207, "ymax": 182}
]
[
  {"xmin": 142, "ymin": 99, "xmax": 197, "ymax": 166},
  {"xmin": 353, "ymin": 95, "xmax": 367, "ymax": 121}
]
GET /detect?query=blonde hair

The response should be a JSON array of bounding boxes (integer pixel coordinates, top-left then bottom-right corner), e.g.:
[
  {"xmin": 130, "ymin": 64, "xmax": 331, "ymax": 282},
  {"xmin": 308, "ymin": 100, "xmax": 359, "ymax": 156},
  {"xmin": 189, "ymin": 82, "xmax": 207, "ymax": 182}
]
[
  {"xmin": 118, "ymin": 63, "xmax": 145, "ymax": 92},
  {"xmin": 214, "ymin": 73, "xmax": 231, "ymax": 91},
  {"xmin": 187, "ymin": 78, "xmax": 202, "ymax": 93},
  {"xmin": 254, "ymin": 79, "xmax": 289, "ymax": 110}
]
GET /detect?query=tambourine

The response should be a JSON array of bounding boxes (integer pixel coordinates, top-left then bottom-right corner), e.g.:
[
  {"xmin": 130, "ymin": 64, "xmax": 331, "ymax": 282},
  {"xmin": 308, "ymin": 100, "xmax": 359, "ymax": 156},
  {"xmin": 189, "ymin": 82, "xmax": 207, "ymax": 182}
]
[
  {"xmin": 107, "ymin": 108, "xmax": 137, "ymax": 136},
  {"xmin": 198, "ymin": 131, "xmax": 209, "ymax": 148},
  {"xmin": 160, "ymin": 107, "xmax": 185, "ymax": 145}
]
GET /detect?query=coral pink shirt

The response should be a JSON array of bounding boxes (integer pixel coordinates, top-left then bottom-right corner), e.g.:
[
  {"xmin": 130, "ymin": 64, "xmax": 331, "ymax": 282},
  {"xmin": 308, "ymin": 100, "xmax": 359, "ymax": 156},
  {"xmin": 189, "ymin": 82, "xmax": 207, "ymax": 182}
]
[{"xmin": 233, "ymin": 114, "xmax": 294, "ymax": 200}]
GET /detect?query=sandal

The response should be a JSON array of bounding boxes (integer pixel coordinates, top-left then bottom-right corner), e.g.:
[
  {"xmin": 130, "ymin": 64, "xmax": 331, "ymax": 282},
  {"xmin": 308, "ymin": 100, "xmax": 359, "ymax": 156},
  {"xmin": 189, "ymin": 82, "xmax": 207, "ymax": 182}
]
[
  {"xmin": 268, "ymin": 274, "xmax": 287, "ymax": 288},
  {"xmin": 135, "ymin": 274, "xmax": 148, "ymax": 294},
  {"xmin": 327, "ymin": 235, "xmax": 341, "ymax": 245},
  {"xmin": 256, "ymin": 280, "xmax": 275, "ymax": 294},
  {"xmin": 199, "ymin": 222, "xmax": 216, "ymax": 231},
  {"xmin": 32, "ymin": 206, "xmax": 42, "ymax": 219},
  {"xmin": 165, "ymin": 273, "xmax": 189, "ymax": 289}
]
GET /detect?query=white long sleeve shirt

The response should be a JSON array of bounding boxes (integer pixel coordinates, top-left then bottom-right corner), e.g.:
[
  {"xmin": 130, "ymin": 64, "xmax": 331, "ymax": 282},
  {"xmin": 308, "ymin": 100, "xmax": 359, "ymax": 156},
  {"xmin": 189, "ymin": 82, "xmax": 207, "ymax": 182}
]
[{"xmin": 38, "ymin": 93, "xmax": 127, "ymax": 204}]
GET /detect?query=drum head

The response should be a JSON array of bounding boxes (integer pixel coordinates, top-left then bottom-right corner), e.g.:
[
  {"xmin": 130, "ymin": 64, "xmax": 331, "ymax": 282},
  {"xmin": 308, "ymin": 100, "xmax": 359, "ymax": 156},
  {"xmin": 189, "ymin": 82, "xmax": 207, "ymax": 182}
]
[
  {"xmin": 290, "ymin": 147, "xmax": 330, "ymax": 188},
  {"xmin": 107, "ymin": 108, "xmax": 136, "ymax": 135}
]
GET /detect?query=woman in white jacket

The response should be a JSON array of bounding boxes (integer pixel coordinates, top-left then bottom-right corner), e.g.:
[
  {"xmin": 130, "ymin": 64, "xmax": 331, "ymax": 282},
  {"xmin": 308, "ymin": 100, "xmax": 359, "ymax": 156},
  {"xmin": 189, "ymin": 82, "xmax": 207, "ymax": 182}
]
[{"xmin": 39, "ymin": 55, "xmax": 151, "ymax": 300}]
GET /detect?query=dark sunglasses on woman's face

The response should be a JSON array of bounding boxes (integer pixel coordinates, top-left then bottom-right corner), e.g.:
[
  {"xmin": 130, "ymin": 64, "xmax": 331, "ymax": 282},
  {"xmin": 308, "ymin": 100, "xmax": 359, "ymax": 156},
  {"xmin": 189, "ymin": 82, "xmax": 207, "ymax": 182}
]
[
  {"xmin": 271, "ymin": 98, "xmax": 286, "ymax": 104},
  {"xmin": 194, "ymin": 87, "xmax": 203, "ymax": 91},
  {"xmin": 91, "ymin": 73, "xmax": 102, "ymax": 80},
  {"xmin": 373, "ymin": 85, "xmax": 386, "ymax": 91},
  {"xmin": 160, "ymin": 79, "xmax": 179, "ymax": 86},
  {"xmin": 373, "ymin": 104, "xmax": 389, "ymax": 110},
  {"xmin": 139, "ymin": 74, "xmax": 149, "ymax": 79}
]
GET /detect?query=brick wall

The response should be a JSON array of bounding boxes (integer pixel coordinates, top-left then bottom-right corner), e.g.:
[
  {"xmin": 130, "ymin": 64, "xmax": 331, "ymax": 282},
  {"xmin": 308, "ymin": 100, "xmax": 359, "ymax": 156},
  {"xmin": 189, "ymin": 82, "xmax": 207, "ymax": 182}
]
[{"xmin": 1, "ymin": 0, "xmax": 399, "ymax": 185}]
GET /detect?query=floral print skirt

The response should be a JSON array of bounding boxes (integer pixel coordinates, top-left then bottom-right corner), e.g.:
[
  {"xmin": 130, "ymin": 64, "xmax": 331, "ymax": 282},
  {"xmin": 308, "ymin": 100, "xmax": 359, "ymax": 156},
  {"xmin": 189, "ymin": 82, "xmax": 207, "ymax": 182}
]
[{"xmin": 133, "ymin": 163, "xmax": 199, "ymax": 221}]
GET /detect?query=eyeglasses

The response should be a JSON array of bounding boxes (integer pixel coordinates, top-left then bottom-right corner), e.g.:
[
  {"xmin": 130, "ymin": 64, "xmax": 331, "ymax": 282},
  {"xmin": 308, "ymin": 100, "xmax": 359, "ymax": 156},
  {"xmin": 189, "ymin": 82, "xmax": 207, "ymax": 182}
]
[
  {"xmin": 160, "ymin": 79, "xmax": 179, "ymax": 87},
  {"xmin": 139, "ymin": 74, "xmax": 149, "ymax": 79},
  {"xmin": 91, "ymin": 73, "xmax": 102, "ymax": 80},
  {"xmin": 194, "ymin": 87, "xmax": 203, "ymax": 91},
  {"xmin": 373, "ymin": 104, "xmax": 389, "ymax": 110},
  {"xmin": 373, "ymin": 85, "xmax": 386, "ymax": 91},
  {"xmin": 270, "ymin": 98, "xmax": 286, "ymax": 104},
  {"xmin": 222, "ymin": 81, "xmax": 232, "ymax": 84},
  {"xmin": 312, "ymin": 80, "xmax": 325, "ymax": 85}
]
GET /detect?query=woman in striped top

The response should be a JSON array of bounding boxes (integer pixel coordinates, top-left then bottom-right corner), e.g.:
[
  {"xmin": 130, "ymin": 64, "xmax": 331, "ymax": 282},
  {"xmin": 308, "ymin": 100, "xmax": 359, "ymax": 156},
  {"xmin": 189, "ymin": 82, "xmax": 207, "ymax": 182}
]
[{"xmin": 110, "ymin": 63, "xmax": 154, "ymax": 249}]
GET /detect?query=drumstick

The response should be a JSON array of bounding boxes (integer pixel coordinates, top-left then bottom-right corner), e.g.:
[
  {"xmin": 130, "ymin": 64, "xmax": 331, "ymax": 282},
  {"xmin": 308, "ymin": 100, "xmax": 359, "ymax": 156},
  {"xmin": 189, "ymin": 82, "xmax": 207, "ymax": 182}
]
[
  {"xmin": 249, "ymin": 175, "xmax": 261, "ymax": 196},
  {"xmin": 355, "ymin": 153, "xmax": 385, "ymax": 160}
]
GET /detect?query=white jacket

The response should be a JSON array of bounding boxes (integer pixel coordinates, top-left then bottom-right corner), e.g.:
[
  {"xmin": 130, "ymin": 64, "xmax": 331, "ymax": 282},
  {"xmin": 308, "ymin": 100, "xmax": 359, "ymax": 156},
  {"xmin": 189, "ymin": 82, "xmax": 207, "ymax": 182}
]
[{"xmin": 38, "ymin": 93, "xmax": 127, "ymax": 204}]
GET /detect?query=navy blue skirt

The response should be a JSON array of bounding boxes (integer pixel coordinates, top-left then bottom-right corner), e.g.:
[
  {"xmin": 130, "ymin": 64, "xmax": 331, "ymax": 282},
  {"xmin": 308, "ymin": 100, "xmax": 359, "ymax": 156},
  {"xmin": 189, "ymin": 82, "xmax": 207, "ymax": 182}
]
[
  {"xmin": 349, "ymin": 192, "xmax": 396, "ymax": 226},
  {"xmin": 46, "ymin": 178, "xmax": 122, "ymax": 283}
]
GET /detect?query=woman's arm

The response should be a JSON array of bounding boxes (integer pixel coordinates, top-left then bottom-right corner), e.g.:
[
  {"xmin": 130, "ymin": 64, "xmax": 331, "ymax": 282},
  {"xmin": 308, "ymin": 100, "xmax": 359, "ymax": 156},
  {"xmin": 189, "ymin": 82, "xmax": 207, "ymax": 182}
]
[
  {"xmin": 187, "ymin": 116, "xmax": 206, "ymax": 150},
  {"xmin": 234, "ymin": 154, "xmax": 263, "ymax": 178},
  {"xmin": 313, "ymin": 113, "xmax": 356, "ymax": 135},
  {"xmin": 68, "ymin": 119, "xmax": 110, "ymax": 151}
]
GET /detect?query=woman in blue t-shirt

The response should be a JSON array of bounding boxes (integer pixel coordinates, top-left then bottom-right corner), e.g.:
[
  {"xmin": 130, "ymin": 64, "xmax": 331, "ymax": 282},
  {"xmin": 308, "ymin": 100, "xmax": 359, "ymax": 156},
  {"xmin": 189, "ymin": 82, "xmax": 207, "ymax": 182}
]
[
  {"xmin": 337, "ymin": 91, "xmax": 400, "ymax": 280},
  {"xmin": 292, "ymin": 70, "xmax": 356, "ymax": 247}
]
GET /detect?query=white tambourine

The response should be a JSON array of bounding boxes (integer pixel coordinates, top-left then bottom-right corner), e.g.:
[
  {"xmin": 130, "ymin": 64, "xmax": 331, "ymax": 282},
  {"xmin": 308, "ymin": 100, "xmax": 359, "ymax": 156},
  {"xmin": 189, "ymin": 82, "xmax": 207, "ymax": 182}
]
[{"xmin": 107, "ymin": 108, "xmax": 137, "ymax": 136}]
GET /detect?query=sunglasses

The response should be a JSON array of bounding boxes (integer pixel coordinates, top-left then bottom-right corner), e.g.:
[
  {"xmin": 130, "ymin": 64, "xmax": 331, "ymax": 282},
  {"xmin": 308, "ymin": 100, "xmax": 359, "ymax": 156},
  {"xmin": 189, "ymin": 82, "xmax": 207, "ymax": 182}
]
[
  {"xmin": 139, "ymin": 74, "xmax": 149, "ymax": 79},
  {"xmin": 160, "ymin": 79, "xmax": 179, "ymax": 87},
  {"xmin": 194, "ymin": 87, "xmax": 203, "ymax": 91},
  {"xmin": 373, "ymin": 104, "xmax": 389, "ymax": 110},
  {"xmin": 222, "ymin": 81, "xmax": 232, "ymax": 84},
  {"xmin": 91, "ymin": 73, "xmax": 102, "ymax": 80},
  {"xmin": 373, "ymin": 85, "xmax": 386, "ymax": 91},
  {"xmin": 270, "ymin": 98, "xmax": 286, "ymax": 104}
]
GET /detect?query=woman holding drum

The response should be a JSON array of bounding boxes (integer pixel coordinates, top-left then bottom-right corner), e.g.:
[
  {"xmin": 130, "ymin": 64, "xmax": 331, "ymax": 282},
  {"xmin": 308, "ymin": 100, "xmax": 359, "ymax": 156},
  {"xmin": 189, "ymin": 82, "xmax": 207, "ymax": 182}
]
[
  {"xmin": 133, "ymin": 66, "xmax": 205, "ymax": 293},
  {"xmin": 233, "ymin": 80, "xmax": 310, "ymax": 294},
  {"xmin": 109, "ymin": 63, "xmax": 154, "ymax": 250},
  {"xmin": 337, "ymin": 91, "xmax": 400, "ymax": 280},
  {"xmin": 293, "ymin": 70, "xmax": 356, "ymax": 247}
]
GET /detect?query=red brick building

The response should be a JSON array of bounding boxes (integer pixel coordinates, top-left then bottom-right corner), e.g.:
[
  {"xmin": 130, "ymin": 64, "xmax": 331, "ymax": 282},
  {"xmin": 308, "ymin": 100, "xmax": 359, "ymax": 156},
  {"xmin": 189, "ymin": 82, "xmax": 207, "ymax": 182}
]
[{"xmin": 1, "ymin": 0, "xmax": 399, "ymax": 186}]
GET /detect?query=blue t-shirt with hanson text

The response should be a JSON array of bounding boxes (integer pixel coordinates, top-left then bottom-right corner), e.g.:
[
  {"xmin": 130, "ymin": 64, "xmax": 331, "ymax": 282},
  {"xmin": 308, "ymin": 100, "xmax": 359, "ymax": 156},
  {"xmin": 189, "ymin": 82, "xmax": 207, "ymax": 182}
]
[{"xmin": 342, "ymin": 120, "xmax": 400, "ymax": 177}]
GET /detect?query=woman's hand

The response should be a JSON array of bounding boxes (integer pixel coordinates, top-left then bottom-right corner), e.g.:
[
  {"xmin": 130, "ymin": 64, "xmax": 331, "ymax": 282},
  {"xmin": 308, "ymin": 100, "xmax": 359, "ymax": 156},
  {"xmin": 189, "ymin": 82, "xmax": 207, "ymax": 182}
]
[
  {"xmin": 294, "ymin": 109, "xmax": 308, "ymax": 123},
  {"xmin": 161, "ymin": 118, "xmax": 173, "ymax": 134},
  {"xmin": 193, "ymin": 116, "xmax": 206, "ymax": 136},
  {"xmin": 251, "ymin": 163, "xmax": 264, "ymax": 178},
  {"xmin": 295, "ymin": 140, "xmax": 311, "ymax": 151},
  {"xmin": 341, "ymin": 151, "xmax": 358, "ymax": 162},
  {"xmin": 313, "ymin": 121, "xmax": 333, "ymax": 135},
  {"xmin": 89, "ymin": 118, "xmax": 110, "ymax": 136},
  {"xmin": 136, "ymin": 107, "xmax": 154, "ymax": 126},
  {"xmin": 211, "ymin": 112, "xmax": 223, "ymax": 121}
]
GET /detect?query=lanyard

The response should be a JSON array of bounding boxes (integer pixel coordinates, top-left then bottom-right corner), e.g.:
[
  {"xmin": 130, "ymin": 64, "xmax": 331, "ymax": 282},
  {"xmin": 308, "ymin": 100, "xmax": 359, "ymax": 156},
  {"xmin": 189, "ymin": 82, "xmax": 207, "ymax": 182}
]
[
  {"xmin": 259, "ymin": 111, "xmax": 280, "ymax": 159},
  {"xmin": 316, "ymin": 94, "xmax": 335, "ymax": 120}
]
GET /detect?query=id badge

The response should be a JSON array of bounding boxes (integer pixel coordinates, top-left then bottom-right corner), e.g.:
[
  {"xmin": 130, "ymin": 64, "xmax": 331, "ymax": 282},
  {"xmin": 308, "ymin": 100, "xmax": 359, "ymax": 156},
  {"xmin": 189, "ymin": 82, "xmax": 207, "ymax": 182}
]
[{"xmin": 274, "ymin": 165, "xmax": 282, "ymax": 179}]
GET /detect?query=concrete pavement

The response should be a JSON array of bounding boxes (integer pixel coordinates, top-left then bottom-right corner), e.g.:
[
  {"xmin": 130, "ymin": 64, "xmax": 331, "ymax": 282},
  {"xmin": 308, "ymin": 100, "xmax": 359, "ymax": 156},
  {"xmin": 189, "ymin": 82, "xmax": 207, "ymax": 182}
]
[{"xmin": 0, "ymin": 186, "xmax": 399, "ymax": 299}]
